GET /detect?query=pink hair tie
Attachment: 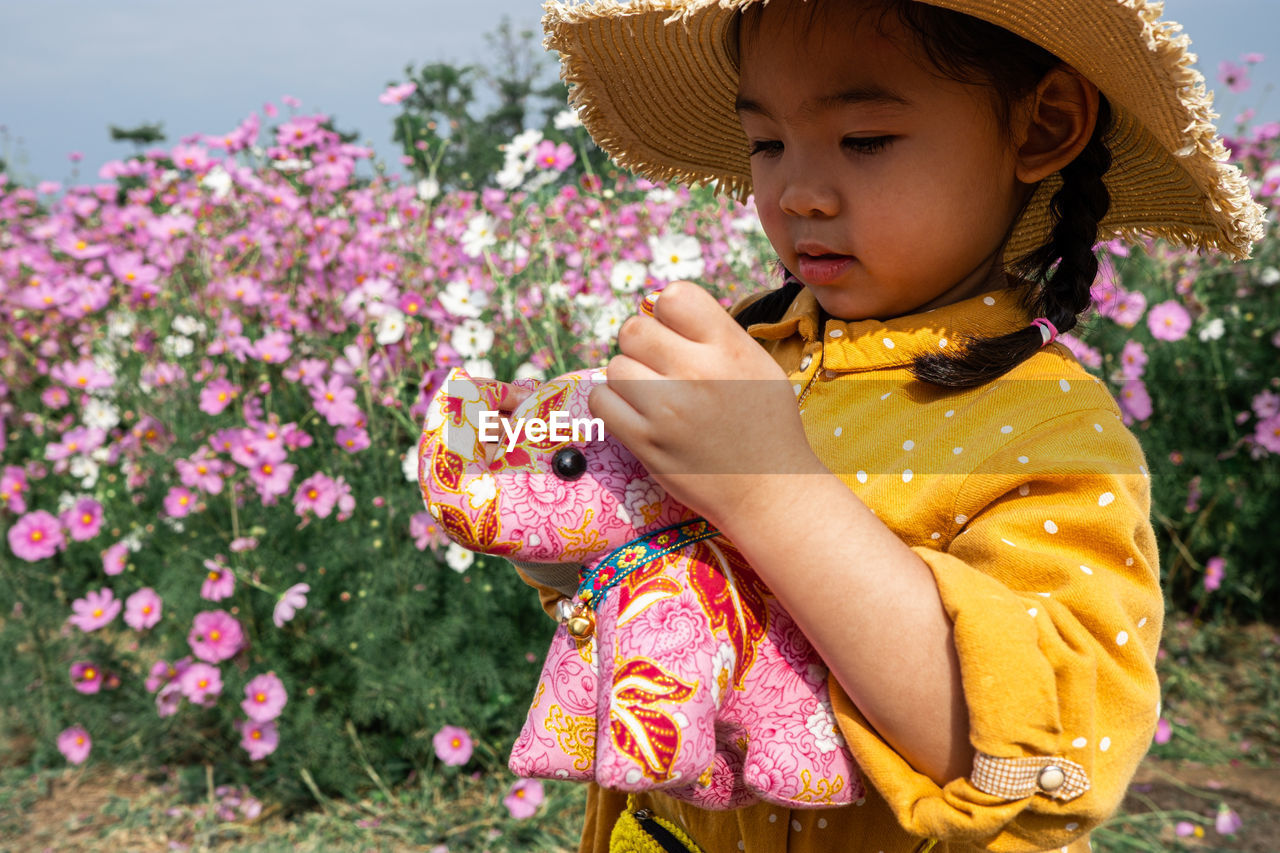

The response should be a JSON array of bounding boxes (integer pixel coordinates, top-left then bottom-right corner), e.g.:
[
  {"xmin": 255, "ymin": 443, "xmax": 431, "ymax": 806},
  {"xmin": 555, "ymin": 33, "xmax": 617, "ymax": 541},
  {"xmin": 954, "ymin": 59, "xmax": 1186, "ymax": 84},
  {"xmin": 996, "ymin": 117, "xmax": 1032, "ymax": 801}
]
[{"xmin": 1030, "ymin": 317, "xmax": 1059, "ymax": 347}]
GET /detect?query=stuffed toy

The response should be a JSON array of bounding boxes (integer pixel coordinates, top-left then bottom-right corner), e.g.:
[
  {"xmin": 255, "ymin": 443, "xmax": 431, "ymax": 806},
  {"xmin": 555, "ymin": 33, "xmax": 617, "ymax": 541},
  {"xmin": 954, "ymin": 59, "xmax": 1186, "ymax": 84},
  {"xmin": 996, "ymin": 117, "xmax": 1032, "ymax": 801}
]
[{"xmin": 417, "ymin": 366, "xmax": 862, "ymax": 810}]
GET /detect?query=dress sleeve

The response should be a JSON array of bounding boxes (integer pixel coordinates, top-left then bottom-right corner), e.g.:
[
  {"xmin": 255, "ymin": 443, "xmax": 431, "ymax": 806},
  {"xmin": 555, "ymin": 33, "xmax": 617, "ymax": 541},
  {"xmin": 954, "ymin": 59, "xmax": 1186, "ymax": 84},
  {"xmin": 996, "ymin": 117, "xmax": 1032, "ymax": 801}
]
[{"xmin": 830, "ymin": 407, "xmax": 1163, "ymax": 851}]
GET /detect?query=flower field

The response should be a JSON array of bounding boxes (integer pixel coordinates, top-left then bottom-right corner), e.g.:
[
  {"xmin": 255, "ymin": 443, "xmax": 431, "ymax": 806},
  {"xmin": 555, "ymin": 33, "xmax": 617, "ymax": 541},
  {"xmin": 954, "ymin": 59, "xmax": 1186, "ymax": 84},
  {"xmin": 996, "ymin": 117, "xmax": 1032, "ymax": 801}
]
[{"xmin": 2, "ymin": 69, "xmax": 1278, "ymax": 849}]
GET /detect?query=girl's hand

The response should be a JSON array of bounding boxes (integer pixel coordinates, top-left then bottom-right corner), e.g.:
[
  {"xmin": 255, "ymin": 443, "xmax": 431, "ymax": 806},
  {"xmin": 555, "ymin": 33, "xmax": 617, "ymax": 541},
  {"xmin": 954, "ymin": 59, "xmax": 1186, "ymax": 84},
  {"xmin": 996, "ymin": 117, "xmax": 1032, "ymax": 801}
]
[
  {"xmin": 479, "ymin": 380, "xmax": 533, "ymax": 466},
  {"xmin": 589, "ymin": 280, "xmax": 825, "ymax": 526}
]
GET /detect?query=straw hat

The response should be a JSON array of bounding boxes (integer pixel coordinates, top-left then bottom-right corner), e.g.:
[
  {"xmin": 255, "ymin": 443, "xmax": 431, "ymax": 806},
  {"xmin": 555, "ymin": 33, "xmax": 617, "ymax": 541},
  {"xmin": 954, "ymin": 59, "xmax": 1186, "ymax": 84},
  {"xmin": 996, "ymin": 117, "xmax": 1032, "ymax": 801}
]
[{"xmin": 543, "ymin": 0, "xmax": 1267, "ymax": 261}]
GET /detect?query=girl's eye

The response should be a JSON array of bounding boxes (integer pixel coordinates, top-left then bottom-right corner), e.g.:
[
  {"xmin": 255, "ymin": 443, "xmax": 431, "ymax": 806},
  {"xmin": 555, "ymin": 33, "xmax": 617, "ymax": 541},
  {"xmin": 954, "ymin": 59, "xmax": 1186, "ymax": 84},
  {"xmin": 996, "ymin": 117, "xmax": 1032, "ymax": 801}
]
[
  {"xmin": 747, "ymin": 140, "xmax": 782, "ymax": 157},
  {"xmin": 843, "ymin": 136, "xmax": 893, "ymax": 154}
]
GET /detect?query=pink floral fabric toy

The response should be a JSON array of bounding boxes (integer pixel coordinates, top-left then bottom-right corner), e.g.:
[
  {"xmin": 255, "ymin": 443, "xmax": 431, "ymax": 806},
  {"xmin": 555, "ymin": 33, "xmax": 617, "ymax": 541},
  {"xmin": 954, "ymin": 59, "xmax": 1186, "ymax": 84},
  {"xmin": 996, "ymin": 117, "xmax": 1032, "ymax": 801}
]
[{"xmin": 417, "ymin": 366, "xmax": 862, "ymax": 810}]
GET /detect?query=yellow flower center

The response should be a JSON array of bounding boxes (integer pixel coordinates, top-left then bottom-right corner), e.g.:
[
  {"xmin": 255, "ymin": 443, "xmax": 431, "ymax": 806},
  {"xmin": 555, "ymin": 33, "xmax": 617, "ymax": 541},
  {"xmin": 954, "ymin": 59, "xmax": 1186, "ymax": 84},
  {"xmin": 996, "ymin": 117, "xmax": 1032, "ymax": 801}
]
[
  {"xmin": 251, "ymin": 729, "xmax": 262, "ymax": 740},
  {"xmin": 262, "ymin": 464, "xmax": 273, "ymax": 475},
  {"xmin": 84, "ymin": 667, "xmax": 97, "ymax": 680},
  {"xmin": 256, "ymin": 692, "xmax": 267, "ymax": 703},
  {"xmin": 31, "ymin": 530, "xmax": 43, "ymax": 542},
  {"xmin": 198, "ymin": 678, "xmax": 208, "ymax": 689},
  {"xmin": 307, "ymin": 489, "xmax": 318, "ymax": 500},
  {"xmin": 208, "ymin": 571, "xmax": 221, "ymax": 581},
  {"xmin": 209, "ymin": 630, "xmax": 221, "ymax": 642},
  {"xmin": 75, "ymin": 241, "xmax": 87, "ymax": 251},
  {"xmin": 81, "ymin": 513, "xmax": 93, "ymax": 525},
  {"xmin": 142, "ymin": 605, "xmax": 152, "ymax": 615}
]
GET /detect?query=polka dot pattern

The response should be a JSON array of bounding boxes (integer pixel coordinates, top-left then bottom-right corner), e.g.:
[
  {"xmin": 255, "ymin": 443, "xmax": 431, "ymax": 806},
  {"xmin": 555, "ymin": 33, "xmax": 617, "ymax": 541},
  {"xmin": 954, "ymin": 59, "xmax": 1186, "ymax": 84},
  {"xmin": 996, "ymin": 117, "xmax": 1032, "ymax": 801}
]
[{"xmin": 1098, "ymin": 492, "xmax": 1115, "ymax": 507}]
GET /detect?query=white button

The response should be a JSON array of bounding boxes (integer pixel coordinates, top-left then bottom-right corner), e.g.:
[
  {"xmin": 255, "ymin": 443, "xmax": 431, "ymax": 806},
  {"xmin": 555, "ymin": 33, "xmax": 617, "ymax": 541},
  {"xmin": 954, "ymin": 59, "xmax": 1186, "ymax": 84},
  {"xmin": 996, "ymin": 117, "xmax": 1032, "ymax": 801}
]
[
  {"xmin": 823, "ymin": 369, "xmax": 838, "ymax": 379},
  {"xmin": 1037, "ymin": 765, "xmax": 1066, "ymax": 792},
  {"xmin": 799, "ymin": 354, "xmax": 813, "ymax": 370}
]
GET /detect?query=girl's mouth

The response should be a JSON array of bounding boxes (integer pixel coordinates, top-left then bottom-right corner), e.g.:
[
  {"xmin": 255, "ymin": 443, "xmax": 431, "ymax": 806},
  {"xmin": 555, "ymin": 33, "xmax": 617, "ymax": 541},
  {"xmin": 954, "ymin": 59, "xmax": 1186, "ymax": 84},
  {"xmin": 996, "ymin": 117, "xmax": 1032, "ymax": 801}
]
[{"xmin": 796, "ymin": 253, "xmax": 855, "ymax": 285}]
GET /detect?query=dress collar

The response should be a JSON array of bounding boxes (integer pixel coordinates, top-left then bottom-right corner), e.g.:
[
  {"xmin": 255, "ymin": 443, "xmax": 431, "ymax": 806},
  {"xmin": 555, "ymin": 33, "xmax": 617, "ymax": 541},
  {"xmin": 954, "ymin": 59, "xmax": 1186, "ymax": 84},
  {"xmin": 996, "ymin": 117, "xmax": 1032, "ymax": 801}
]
[{"xmin": 745, "ymin": 285, "xmax": 1035, "ymax": 373}]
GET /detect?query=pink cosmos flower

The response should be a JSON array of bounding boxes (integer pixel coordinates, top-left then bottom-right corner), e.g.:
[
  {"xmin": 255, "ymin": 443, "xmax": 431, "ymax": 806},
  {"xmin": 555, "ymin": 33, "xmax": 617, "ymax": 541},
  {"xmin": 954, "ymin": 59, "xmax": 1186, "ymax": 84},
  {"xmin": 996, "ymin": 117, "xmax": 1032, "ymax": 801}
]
[
  {"xmin": 1, "ymin": 465, "xmax": 28, "ymax": 513},
  {"xmin": 503, "ymin": 778, "xmax": 545, "ymax": 819},
  {"xmin": 199, "ymin": 379, "xmax": 239, "ymax": 415},
  {"xmin": 294, "ymin": 472, "xmax": 339, "ymax": 519},
  {"xmin": 1119, "ymin": 339, "xmax": 1148, "ymax": 380},
  {"xmin": 1111, "ymin": 290, "xmax": 1147, "ymax": 328},
  {"xmin": 1254, "ymin": 413, "xmax": 1280, "ymax": 454},
  {"xmin": 102, "ymin": 540, "xmax": 129, "ymax": 576},
  {"xmin": 379, "ymin": 81, "xmax": 417, "ymax": 105},
  {"xmin": 1153, "ymin": 717, "xmax": 1172, "ymax": 745},
  {"xmin": 335, "ymin": 426, "xmax": 371, "ymax": 453},
  {"xmin": 1219, "ymin": 60, "xmax": 1250, "ymax": 93},
  {"xmin": 8, "ymin": 510, "xmax": 66, "ymax": 561},
  {"xmin": 201, "ymin": 558, "xmax": 236, "ymax": 601},
  {"xmin": 61, "ymin": 497, "xmax": 105, "ymax": 542},
  {"xmin": 156, "ymin": 682, "xmax": 183, "ymax": 717},
  {"xmin": 1175, "ymin": 820, "xmax": 1197, "ymax": 837},
  {"xmin": 163, "ymin": 486, "xmax": 198, "ymax": 518},
  {"xmin": 1215, "ymin": 804, "xmax": 1243, "ymax": 835},
  {"xmin": 1118, "ymin": 379, "xmax": 1153, "ymax": 424},
  {"xmin": 432, "ymin": 725, "xmax": 473, "ymax": 766},
  {"xmin": 179, "ymin": 662, "xmax": 223, "ymax": 705},
  {"xmin": 69, "ymin": 588, "xmax": 121, "ymax": 632},
  {"xmin": 188, "ymin": 610, "xmax": 245, "ymax": 662},
  {"xmin": 1204, "ymin": 556, "xmax": 1226, "ymax": 591},
  {"xmin": 250, "ymin": 458, "xmax": 296, "ymax": 504},
  {"xmin": 252, "ymin": 330, "xmax": 292, "ymax": 364},
  {"xmin": 57, "ymin": 726, "xmax": 92, "ymax": 765},
  {"xmin": 532, "ymin": 140, "xmax": 576, "ymax": 172},
  {"xmin": 309, "ymin": 376, "xmax": 361, "ymax": 427},
  {"xmin": 239, "ymin": 719, "xmax": 279, "ymax": 760},
  {"xmin": 1147, "ymin": 300, "xmax": 1192, "ymax": 342},
  {"xmin": 241, "ymin": 672, "xmax": 288, "ymax": 721},
  {"xmin": 124, "ymin": 587, "xmax": 163, "ymax": 630},
  {"xmin": 41, "ymin": 386, "xmax": 70, "ymax": 409},
  {"xmin": 146, "ymin": 657, "xmax": 190, "ymax": 692},
  {"xmin": 176, "ymin": 451, "xmax": 227, "ymax": 494},
  {"xmin": 273, "ymin": 583, "xmax": 310, "ymax": 628},
  {"xmin": 409, "ymin": 512, "xmax": 447, "ymax": 552},
  {"xmin": 50, "ymin": 358, "xmax": 114, "ymax": 391},
  {"xmin": 70, "ymin": 661, "xmax": 104, "ymax": 694},
  {"xmin": 1253, "ymin": 390, "xmax": 1280, "ymax": 420}
]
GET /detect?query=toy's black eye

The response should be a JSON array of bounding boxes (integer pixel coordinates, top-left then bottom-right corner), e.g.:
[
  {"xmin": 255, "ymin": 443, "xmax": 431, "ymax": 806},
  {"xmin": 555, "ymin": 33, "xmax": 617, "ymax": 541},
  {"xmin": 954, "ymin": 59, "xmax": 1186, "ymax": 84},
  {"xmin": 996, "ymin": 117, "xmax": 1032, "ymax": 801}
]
[{"xmin": 552, "ymin": 447, "xmax": 587, "ymax": 480}]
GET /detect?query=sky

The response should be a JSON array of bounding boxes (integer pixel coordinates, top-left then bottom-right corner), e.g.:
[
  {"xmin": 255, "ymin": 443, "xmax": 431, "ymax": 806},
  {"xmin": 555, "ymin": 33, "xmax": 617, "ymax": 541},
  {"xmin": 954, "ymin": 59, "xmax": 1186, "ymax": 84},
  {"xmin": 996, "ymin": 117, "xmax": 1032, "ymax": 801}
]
[{"xmin": 2, "ymin": 0, "xmax": 1278, "ymax": 187}]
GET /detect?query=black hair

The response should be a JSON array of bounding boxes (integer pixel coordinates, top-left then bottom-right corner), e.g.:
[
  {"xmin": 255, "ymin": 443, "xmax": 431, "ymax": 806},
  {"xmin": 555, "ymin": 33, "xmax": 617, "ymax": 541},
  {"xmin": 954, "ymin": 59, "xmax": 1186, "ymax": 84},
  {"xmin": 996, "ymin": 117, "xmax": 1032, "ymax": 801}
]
[{"xmin": 733, "ymin": 0, "xmax": 1114, "ymax": 388}]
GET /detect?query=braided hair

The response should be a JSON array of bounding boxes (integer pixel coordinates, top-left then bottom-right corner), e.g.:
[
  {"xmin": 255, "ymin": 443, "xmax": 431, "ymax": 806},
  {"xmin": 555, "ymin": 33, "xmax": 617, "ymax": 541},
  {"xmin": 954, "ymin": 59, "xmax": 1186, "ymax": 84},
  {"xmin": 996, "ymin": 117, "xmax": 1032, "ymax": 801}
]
[{"xmin": 734, "ymin": 0, "xmax": 1114, "ymax": 389}]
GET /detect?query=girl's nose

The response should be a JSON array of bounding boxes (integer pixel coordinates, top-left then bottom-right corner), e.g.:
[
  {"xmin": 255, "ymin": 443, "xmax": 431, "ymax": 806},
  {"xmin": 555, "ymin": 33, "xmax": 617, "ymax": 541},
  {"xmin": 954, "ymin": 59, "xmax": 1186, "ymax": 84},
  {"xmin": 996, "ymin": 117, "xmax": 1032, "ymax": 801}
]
[{"xmin": 778, "ymin": 170, "xmax": 840, "ymax": 218}]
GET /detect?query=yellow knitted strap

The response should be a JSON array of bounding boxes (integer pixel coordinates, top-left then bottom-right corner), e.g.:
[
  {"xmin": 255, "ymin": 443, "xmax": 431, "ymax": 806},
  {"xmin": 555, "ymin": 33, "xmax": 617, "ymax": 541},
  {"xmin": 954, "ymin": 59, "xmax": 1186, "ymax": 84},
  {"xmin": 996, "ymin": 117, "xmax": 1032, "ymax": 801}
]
[{"xmin": 608, "ymin": 795, "xmax": 704, "ymax": 853}]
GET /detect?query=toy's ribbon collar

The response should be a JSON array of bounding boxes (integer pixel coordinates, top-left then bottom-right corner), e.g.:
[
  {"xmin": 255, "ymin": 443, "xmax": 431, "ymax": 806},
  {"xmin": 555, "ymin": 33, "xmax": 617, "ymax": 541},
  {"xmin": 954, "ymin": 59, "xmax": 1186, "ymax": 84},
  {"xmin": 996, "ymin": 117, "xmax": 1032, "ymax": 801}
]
[{"xmin": 562, "ymin": 518, "xmax": 721, "ymax": 640}]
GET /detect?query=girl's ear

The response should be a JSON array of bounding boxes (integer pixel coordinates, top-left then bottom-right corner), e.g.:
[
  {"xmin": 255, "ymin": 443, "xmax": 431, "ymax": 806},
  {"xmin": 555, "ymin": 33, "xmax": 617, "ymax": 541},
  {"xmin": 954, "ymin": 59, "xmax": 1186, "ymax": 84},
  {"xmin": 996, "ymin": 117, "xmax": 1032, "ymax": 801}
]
[{"xmin": 1013, "ymin": 64, "xmax": 1100, "ymax": 185}]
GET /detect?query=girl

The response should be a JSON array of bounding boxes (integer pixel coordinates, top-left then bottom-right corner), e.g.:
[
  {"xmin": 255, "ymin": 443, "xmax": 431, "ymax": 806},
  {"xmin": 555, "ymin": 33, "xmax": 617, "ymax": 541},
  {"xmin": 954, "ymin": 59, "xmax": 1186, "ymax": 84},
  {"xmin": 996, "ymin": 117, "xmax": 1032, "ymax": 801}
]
[{"xmin": 525, "ymin": 0, "xmax": 1266, "ymax": 850}]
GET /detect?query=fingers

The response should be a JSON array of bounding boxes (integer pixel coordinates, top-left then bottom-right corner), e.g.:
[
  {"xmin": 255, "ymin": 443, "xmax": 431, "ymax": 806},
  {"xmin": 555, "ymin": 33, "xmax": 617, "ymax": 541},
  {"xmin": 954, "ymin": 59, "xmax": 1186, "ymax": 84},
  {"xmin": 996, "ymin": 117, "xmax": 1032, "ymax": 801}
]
[{"xmin": 494, "ymin": 380, "xmax": 532, "ymax": 413}]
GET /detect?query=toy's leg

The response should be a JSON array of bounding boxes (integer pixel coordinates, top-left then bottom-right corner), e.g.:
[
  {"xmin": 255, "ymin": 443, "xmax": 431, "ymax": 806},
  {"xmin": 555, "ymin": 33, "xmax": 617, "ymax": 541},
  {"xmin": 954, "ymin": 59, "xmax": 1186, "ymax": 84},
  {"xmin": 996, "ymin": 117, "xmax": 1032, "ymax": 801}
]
[
  {"xmin": 592, "ymin": 599, "xmax": 718, "ymax": 792},
  {"xmin": 508, "ymin": 625, "xmax": 598, "ymax": 781}
]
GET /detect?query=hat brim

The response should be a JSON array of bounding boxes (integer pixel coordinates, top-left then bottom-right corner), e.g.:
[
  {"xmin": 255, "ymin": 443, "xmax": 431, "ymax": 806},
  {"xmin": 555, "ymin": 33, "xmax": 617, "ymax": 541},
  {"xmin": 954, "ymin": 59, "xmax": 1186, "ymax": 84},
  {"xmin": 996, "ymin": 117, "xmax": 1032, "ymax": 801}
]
[{"xmin": 544, "ymin": 0, "xmax": 1266, "ymax": 261}]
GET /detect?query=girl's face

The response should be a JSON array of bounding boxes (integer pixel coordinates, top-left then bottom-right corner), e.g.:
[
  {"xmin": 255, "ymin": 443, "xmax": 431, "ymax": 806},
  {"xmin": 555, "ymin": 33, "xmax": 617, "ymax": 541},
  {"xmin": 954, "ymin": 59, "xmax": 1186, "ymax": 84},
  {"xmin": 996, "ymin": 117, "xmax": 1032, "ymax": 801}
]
[{"xmin": 737, "ymin": 0, "xmax": 1033, "ymax": 321}]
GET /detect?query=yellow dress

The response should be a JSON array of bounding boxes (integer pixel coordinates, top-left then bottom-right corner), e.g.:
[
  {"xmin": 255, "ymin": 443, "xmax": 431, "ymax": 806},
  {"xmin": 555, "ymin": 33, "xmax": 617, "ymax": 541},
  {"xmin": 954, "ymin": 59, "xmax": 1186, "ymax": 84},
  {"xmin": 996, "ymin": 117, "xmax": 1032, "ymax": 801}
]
[{"xmin": 529, "ymin": 285, "xmax": 1162, "ymax": 853}]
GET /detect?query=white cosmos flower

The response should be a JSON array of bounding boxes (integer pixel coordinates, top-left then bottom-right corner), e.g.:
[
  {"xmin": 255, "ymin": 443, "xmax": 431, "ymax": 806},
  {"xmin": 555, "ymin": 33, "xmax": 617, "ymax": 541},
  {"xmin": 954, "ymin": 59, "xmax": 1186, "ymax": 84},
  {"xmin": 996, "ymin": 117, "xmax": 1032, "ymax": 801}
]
[
  {"xmin": 451, "ymin": 319, "xmax": 494, "ymax": 358},
  {"xmin": 82, "ymin": 398, "xmax": 120, "ymax": 430},
  {"xmin": 648, "ymin": 233, "xmax": 705, "ymax": 281},
  {"xmin": 172, "ymin": 314, "xmax": 205, "ymax": 336},
  {"xmin": 592, "ymin": 300, "xmax": 632, "ymax": 342},
  {"xmin": 1197, "ymin": 317, "xmax": 1225, "ymax": 341},
  {"xmin": 439, "ymin": 279, "xmax": 488, "ymax": 318},
  {"xmin": 514, "ymin": 362, "xmax": 544, "ymax": 382},
  {"xmin": 610, "ymin": 261, "xmax": 648, "ymax": 293},
  {"xmin": 417, "ymin": 177, "xmax": 440, "ymax": 201},
  {"xmin": 553, "ymin": 109, "xmax": 583, "ymax": 130},
  {"xmin": 461, "ymin": 213, "xmax": 497, "ymax": 258},
  {"xmin": 201, "ymin": 166, "xmax": 233, "ymax": 199},
  {"xmin": 1259, "ymin": 266, "xmax": 1280, "ymax": 286},
  {"xmin": 162, "ymin": 335, "xmax": 194, "ymax": 358},
  {"xmin": 463, "ymin": 357, "xmax": 494, "ymax": 378},
  {"xmin": 375, "ymin": 309, "xmax": 407, "ymax": 345},
  {"xmin": 445, "ymin": 543, "xmax": 475, "ymax": 573},
  {"xmin": 509, "ymin": 128, "xmax": 544, "ymax": 157},
  {"xmin": 402, "ymin": 446, "xmax": 420, "ymax": 483},
  {"xmin": 495, "ymin": 159, "xmax": 528, "ymax": 191}
]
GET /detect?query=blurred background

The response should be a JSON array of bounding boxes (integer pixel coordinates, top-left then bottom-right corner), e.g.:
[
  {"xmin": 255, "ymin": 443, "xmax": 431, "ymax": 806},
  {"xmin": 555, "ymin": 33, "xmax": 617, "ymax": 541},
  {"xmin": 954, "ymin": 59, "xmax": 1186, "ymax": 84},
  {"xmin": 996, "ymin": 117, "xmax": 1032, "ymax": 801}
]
[{"xmin": 3, "ymin": 0, "xmax": 1278, "ymax": 185}]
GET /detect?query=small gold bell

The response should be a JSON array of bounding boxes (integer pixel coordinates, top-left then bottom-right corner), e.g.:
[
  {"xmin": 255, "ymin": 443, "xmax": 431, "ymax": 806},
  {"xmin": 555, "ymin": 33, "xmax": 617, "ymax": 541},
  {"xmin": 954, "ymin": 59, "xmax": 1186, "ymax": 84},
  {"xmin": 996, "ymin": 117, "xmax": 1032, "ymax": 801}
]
[{"xmin": 566, "ymin": 612, "xmax": 595, "ymax": 640}]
